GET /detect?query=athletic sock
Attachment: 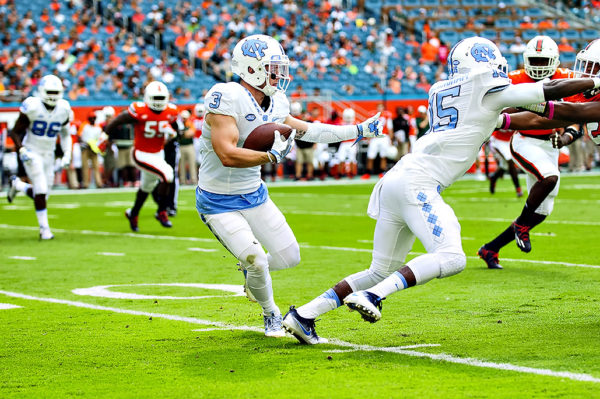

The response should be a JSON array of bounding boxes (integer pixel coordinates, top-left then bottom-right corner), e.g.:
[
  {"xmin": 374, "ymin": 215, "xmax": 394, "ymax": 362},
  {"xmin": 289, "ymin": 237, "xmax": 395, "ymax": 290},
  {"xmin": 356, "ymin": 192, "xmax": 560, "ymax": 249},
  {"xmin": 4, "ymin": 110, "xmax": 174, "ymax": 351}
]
[
  {"xmin": 516, "ymin": 204, "xmax": 546, "ymax": 228},
  {"xmin": 297, "ymin": 289, "xmax": 341, "ymax": 319},
  {"xmin": 368, "ymin": 271, "xmax": 409, "ymax": 298},
  {"xmin": 131, "ymin": 190, "xmax": 149, "ymax": 216},
  {"xmin": 485, "ymin": 225, "xmax": 515, "ymax": 253},
  {"xmin": 35, "ymin": 208, "xmax": 50, "ymax": 230}
]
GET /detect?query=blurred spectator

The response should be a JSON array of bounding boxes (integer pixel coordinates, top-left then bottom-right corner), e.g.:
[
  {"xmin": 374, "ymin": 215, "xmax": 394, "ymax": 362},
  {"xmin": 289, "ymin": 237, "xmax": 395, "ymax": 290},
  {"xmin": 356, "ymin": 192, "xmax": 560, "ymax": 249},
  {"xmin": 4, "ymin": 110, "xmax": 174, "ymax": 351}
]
[
  {"xmin": 415, "ymin": 105, "xmax": 430, "ymax": 140},
  {"xmin": 291, "ymin": 102, "xmax": 316, "ymax": 180},
  {"xmin": 78, "ymin": 111, "xmax": 103, "ymax": 188},
  {"xmin": 178, "ymin": 109, "xmax": 197, "ymax": 185},
  {"xmin": 558, "ymin": 37, "xmax": 575, "ymax": 53},
  {"xmin": 393, "ymin": 106, "xmax": 411, "ymax": 159}
]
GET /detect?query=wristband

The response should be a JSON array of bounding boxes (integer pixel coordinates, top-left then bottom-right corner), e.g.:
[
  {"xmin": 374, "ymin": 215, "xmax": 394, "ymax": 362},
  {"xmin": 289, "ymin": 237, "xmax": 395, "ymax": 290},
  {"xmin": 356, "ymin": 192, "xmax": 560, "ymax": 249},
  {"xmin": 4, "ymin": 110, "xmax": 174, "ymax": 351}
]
[
  {"xmin": 546, "ymin": 101, "xmax": 555, "ymax": 120},
  {"xmin": 266, "ymin": 151, "xmax": 276, "ymax": 164},
  {"xmin": 593, "ymin": 77, "xmax": 600, "ymax": 89},
  {"xmin": 498, "ymin": 113, "xmax": 511, "ymax": 130}
]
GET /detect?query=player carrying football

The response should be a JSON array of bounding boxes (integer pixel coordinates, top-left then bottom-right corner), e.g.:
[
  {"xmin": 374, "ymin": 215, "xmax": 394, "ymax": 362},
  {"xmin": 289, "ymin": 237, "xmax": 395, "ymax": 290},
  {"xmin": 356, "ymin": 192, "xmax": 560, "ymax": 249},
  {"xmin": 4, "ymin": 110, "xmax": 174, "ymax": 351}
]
[
  {"xmin": 479, "ymin": 36, "xmax": 573, "ymax": 269},
  {"xmin": 7, "ymin": 75, "xmax": 72, "ymax": 240},
  {"xmin": 104, "ymin": 81, "xmax": 179, "ymax": 232},
  {"xmin": 198, "ymin": 34, "xmax": 382, "ymax": 337},
  {"xmin": 282, "ymin": 37, "xmax": 600, "ymax": 344}
]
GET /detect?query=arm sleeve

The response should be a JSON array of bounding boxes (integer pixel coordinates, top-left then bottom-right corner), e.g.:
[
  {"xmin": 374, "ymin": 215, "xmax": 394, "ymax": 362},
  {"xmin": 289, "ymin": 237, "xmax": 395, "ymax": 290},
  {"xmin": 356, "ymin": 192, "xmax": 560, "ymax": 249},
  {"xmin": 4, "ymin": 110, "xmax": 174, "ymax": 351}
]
[
  {"xmin": 483, "ymin": 82, "xmax": 545, "ymax": 111},
  {"xmin": 299, "ymin": 122, "xmax": 358, "ymax": 143}
]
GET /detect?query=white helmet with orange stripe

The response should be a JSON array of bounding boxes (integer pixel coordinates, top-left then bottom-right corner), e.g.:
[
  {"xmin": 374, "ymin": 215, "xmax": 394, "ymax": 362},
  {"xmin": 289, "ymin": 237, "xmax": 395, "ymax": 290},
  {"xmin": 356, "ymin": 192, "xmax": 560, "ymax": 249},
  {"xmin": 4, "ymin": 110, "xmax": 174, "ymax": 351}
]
[
  {"xmin": 143, "ymin": 81, "xmax": 169, "ymax": 111},
  {"xmin": 573, "ymin": 39, "xmax": 600, "ymax": 78},
  {"xmin": 523, "ymin": 35, "xmax": 560, "ymax": 80}
]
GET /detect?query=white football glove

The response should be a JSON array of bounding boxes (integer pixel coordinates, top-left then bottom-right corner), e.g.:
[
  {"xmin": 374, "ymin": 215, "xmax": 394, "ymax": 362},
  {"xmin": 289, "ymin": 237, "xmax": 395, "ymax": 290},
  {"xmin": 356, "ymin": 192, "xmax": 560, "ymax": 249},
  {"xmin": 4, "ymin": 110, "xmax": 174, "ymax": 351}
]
[
  {"xmin": 61, "ymin": 155, "xmax": 71, "ymax": 169},
  {"xmin": 18, "ymin": 147, "xmax": 33, "ymax": 164},
  {"xmin": 268, "ymin": 129, "xmax": 296, "ymax": 163},
  {"xmin": 356, "ymin": 112, "xmax": 384, "ymax": 139}
]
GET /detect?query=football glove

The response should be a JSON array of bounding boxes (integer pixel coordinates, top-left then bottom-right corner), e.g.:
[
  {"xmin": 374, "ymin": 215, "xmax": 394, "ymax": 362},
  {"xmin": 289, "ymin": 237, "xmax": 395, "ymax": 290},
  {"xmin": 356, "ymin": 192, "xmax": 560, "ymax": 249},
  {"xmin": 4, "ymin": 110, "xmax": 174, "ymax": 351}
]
[
  {"xmin": 164, "ymin": 126, "xmax": 178, "ymax": 141},
  {"xmin": 60, "ymin": 155, "xmax": 71, "ymax": 169},
  {"xmin": 18, "ymin": 147, "xmax": 33, "ymax": 164},
  {"xmin": 268, "ymin": 129, "xmax": 296, "ymax": 163},
  {"xmin": 551, "ymin": 126, "xmax": 582, "ymax": 149},
  {"xmin": 354, "ymin": 112, "xmax": 383, "ymax": 145}
]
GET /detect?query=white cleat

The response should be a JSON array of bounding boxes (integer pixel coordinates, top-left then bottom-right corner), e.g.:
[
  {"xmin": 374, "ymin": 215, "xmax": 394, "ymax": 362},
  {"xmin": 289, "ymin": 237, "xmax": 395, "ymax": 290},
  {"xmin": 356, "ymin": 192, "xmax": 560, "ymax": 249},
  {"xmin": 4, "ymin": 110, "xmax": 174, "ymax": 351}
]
[
  {"xmin": 39, "ymin": 228, "xmax": 54, "ymax": 240},
  {"xmin": 7, "ymin": 175, "xmax": 18, "ymax": 203},
  {"xmin": 263, "ymin": 312, "xmax": 286, "ymax": 337},
  {"xmin": 344, "ymin": 291, "xmax": 383, "ymax": 323},
  {"xmin": 282, "ymin": 306, "xmax": 328, "ymax": 345}
]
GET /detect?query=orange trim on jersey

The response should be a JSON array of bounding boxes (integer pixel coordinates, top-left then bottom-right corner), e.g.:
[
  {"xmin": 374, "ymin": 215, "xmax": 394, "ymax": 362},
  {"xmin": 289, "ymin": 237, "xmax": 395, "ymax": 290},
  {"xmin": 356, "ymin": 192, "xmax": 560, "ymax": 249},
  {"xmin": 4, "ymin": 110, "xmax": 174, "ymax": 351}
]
[
  {"xmin": 535, "ymin": 39, "xmax": 543, "ymax": 52},
  {"xmin": 510, "ymin": 138, "xmax": 544, "ymax": 181}
]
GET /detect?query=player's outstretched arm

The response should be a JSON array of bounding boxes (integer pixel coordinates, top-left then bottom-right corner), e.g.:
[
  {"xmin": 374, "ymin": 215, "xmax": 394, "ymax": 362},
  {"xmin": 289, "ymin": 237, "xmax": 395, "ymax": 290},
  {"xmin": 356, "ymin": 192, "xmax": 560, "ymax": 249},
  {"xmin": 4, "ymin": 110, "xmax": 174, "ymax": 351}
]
[
  {"xmin": 104, "ymin": 110, "xmax": 136, "ymax": 138},
  {"xmin": 9, "ymin": 112, "xmax": 30, "ymax": 150},
  {"xmin": 285, "ymin": 113, "xmax": 383, "ymax": 143},
  {"xmin": 208, "ymin": 113, "xmax": 275, "ymax": 168},
  {"xmin": 499, "ymin": 100, "xmax": 600, "ymax": 131},
  {"xmin": 542, "ymin": 78, "xmax": 600, "ymax": 101}
]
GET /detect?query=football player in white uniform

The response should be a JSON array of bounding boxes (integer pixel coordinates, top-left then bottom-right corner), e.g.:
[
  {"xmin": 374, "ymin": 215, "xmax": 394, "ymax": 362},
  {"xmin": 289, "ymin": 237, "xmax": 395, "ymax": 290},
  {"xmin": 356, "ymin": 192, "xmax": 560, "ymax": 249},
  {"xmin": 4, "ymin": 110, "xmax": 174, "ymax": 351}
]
[
  {"xmin": 197, "ymin": 34, "xmax": 382, "ymax": 337},
  {"xmin": 282, "ymin": 37, "xmax": 600, "ymax": 343},
  {"xmin": 7, "ymin": 75, "xmax": 72, "ymax": 240}
]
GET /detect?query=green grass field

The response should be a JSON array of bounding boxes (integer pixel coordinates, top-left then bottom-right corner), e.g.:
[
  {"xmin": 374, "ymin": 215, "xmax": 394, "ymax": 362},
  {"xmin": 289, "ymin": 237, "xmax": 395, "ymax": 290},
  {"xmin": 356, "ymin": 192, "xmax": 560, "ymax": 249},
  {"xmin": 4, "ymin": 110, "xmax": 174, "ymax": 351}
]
[{"xmin": 1, "ymin": 175, "xmax": 600, "ymax": 398}]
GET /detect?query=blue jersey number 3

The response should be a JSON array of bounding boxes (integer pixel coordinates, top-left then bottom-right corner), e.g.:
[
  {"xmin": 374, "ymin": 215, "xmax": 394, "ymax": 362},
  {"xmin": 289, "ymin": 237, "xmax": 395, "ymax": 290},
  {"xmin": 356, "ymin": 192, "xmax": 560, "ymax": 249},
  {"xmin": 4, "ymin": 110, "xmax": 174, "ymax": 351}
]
[{"xmin": 430, "ymin": 86, "xmax": 460, "ymax": 132}]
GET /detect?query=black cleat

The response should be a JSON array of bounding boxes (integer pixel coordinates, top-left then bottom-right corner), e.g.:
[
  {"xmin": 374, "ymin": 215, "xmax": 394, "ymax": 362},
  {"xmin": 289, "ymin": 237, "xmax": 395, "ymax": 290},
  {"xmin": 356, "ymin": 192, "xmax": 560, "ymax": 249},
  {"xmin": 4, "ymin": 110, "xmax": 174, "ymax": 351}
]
[
  {"xmin": 125, "ymin": 209, "xmax": 139, "ymax": 232},
  {"xmin": 478, "ymin": 246, "xmax": 503, "ymax": 269},
  {"xmin": 512, "ymin": 222, "xmax": 532, "ymax": 253},
  {"xmin": 155, "ymin": 210, "xmax": 172, "ymax": 228}
]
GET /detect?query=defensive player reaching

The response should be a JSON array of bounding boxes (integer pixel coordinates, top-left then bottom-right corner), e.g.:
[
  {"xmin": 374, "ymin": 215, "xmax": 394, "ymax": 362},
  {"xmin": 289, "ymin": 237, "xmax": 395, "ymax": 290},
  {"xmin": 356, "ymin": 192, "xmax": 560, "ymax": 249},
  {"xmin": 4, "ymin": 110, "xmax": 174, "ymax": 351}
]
[
  {"xmin": 496, "ymin": 39, "xmax": 600, "ymax": 155},
  {"xmin": 479, "ymin": 36, "xmax": 571, "ymax": 269},
  {"xmin": 282, "ymin": 37, "xmax": 600, "ymax": 343},
  {"xmin": 104, "ymin": 81, "xmax": 179, "ymax": 232},
  {"xmin": 7, "ymin": 75, "xmax": 71, "ymax": 240},
  {"xmin": 197, "ymin": 34, "xmax": 382, "ymax": 337}
]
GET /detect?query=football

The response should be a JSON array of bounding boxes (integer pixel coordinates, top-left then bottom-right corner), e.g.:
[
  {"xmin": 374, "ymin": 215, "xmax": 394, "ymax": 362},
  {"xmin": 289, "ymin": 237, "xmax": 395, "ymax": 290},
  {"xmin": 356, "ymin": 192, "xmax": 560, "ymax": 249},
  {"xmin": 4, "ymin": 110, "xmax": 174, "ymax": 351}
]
[{"xmin": 242, "ymin": 122, "xmax": 294, "ymax": 151}]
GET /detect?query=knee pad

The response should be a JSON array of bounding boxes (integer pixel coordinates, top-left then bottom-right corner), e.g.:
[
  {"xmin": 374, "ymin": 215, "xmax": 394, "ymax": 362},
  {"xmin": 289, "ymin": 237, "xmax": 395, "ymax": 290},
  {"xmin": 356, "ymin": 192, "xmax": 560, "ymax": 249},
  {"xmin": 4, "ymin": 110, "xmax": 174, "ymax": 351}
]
[
  {"xmin": 268, "ymin": 243, "xmax": 301, "ymax": 271},
  {"xmin": 438, "ymin": 252, "xmax": 466, "ymax": 279},
  {"xmin": 240, "ymin": 245, "xmax": 269, "ymax": 275}
]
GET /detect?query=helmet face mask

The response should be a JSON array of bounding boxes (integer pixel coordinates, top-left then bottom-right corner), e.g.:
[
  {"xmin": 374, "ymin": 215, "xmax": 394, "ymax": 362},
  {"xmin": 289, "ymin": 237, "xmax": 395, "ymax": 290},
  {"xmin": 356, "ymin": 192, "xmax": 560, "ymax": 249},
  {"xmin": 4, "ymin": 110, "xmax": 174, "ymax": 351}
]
[
  {"xmin": 447, "ymin": 37, "xmax": 507, "ymax": 78},
  {"xmin": 524, "ymin": 36, "xmax": 560, "ymax": 80},
  {"xmin": 573, "ymin": 39, "xmax": 600, "ymax": 78},
  {"xmin": 38, "ymin": 74, "xmax": 63, "ymax": 107},
  {"xmin": 144, "ymin": 81, "xmax": 169, "ymax": 112},
  {"xmin": 231, "ymin": 35, "xmax": 291, "ymax": 96}
]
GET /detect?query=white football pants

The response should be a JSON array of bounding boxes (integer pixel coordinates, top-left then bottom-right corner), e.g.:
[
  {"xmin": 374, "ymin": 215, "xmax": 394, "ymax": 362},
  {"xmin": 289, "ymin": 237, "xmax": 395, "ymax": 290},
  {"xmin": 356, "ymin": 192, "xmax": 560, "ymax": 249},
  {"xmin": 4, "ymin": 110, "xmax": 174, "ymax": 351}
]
[
  {"xmin": 199, "ymin": 198, "xmax": 300, "ymax": 313},
  {"xmin": 132, "ymin": 149, "xmax": 174, "ymax": 193},
  {"xmin": 23, "ymin": 149, "xmax": 54, "ymax": 195},
  {"xmin": 346, "ymin": 168, "xmax": 466, "ymax": 291}
]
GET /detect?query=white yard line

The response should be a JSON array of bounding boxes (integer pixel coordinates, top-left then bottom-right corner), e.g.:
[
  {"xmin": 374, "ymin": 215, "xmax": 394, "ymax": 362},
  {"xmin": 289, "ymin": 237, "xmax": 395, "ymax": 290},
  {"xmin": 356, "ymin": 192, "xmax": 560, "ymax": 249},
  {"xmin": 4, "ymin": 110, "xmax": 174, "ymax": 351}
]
[
  {"xmin": 0, "ymin": 289, "xmax": 598, "ymax": 383},
  {"xmin": 2, "ymin": 224, "xmax": 599, "ymax": 269},
  {"xmin": 8, "ymin": 256, "xmax": 36, "ymax": 260},
  {"xmin": 97, "ymin": 252, "xmax": 125, "ymax": 257},
  {"xmin": 0, "ymin": 303, "xmax": 22, "ymax": 310}
]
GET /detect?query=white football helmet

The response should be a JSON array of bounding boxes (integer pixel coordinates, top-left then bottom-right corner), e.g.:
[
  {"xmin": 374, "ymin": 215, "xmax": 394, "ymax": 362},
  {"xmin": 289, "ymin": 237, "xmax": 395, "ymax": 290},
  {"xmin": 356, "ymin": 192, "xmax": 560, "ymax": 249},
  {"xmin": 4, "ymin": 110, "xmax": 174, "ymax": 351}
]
[
  {"xmin": 38, "ymin": 74, "xmax": 63, "ymax": 107},
  {"xmin": 181, "ymin": 109, "xmax": 191, "ymax": 119},
  {"xmin": 523, "ymin": 36, "xmax": 560, "ymax": 80},
  {"xmin": 573, "ymin": 39, "xmax": 600, "ymax": 78},
  {"xmin": 143, "ymin": 81, "xmax": 169, "ymax": 112},
  {"xmin": 290, "ymin": 101, "xmax": 302, "ymax": 116},
  {"xmin": 193, "ymin": 103, "xmax": 205, "ymax": 118},
  {"xmin": 231, "ymin": 34, "xmax": 290, "ymax": 96},
  {"xmin": 447, "ymin": 37, "xmax": 507, "ymax": 78},
  {"xmin": 342, "ymin": 108, "xmax": 356, "ymax": 124},
  {"xmin": 102, "ymin": 106, "xmax": 115, "ymax": 119}
]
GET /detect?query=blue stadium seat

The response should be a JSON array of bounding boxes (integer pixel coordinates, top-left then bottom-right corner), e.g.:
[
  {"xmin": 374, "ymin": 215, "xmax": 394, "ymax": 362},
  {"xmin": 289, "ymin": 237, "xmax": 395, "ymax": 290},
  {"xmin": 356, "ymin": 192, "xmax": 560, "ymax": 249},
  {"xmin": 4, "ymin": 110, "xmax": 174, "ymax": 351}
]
[
  {"xmin": 504, "ymin": 53, "xmax": 518, "ymax": 71},
  {"xmin": 528, "ymin": 8, "xmax": 543, "ymax": 18},
  {"xmin": 522, "ymin": 30, "xmax": 539, "ymax": 41},
  {"xmin": 402, "ymin": 0, "xmax": 423, "ymax": 7},
  {"xmin": 461, "ymin": 0, "xmax": 480, "ymax": 7},
  {"xmin": 480, "ymin": 29, "xmax": 498, "ymax": 41},
  {"xmin": 495, "ymin": 18, "xmax": 514, "ymax": 29},
  {"xmin": 560, "ymin": 52, "xmax": 577, "ymax": 66},
  {"xmin": 440, "ymin": 30, "xmax": 460, "ymax": 45},
  {"xmin": 500, "ymin": 30, "xmax": 516, "ymax": 41},
  {"xmin": 580, "ymin": 29, "xmax": 598, "ymax": 41},
  {"xmin": 561, "ymin": 30, "xmax": 580, "ymax": 41},
  {"xmin": 441, "ymin": 0, "xmax": 460, "ymax": 6},
  {"xmin": 422, "ymin": 0, "xmax": 440, "ymax": 7},
  {"xmin": 547, "ymin": 29, "xmax": 562, "ymax": 41}
]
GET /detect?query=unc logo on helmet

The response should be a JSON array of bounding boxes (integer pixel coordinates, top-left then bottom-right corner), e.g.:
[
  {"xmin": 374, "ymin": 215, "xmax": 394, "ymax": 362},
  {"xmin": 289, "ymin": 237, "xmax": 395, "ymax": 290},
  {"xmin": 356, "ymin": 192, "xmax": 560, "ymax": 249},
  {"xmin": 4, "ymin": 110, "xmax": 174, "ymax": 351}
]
[
  {"xmin": 241, "ymin": 39, "xmax": 269, "ymax": 60},
  {"xmin": 471, "ymin": 43, "xmax": 497, "ymax": 63}
]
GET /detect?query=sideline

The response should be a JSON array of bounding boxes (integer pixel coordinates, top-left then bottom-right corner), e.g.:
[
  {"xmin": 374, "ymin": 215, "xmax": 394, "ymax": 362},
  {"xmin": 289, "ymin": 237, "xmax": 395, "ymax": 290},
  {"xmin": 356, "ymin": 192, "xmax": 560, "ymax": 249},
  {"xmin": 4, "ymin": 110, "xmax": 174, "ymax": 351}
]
[{"xmin": 0, "ymin": 289, "xmax": 598, "ymax": 384}]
